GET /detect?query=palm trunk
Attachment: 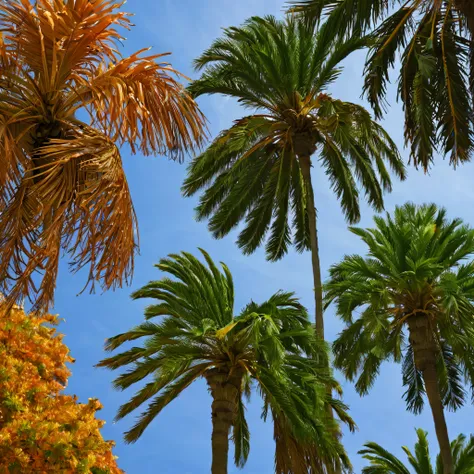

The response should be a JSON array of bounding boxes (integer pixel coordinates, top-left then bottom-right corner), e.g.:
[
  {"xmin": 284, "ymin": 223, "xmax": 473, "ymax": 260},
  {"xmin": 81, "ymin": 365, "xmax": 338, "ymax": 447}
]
[
  {"xmin": 300, "ymin": 154, "xmax": 341, "ymax": 474},
  {"xmin": 206, "ymin": 369, "xmax": 242, "ymax": 474},
  {"xmin": 408, "ymin": 315, "xmax": 454, "ymax": 474},
  {"xmin": 299, "ymin": 154, "xmax": 324, "ymax": 339}
]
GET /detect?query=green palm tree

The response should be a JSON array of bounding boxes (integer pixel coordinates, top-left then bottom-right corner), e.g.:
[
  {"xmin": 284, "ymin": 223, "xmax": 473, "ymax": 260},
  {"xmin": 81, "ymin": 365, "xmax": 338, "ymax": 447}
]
[
  {"xmin": 360, "ymin": 428, "xmax": 474, "ymax": 474},
  {"xmin": 288, "ymin": 0, "xmax": 474, "ymax": 170},
  {"xmin": 182, "ymin": 15, "xmax": 405, "ymax": 339},
  {"xmin": 325, "ymin": 203, "xmax": 474, "ymax": 474},
  {"xmin": 97, "ymin": 249, "xmax": 353, "ymax": 474}
]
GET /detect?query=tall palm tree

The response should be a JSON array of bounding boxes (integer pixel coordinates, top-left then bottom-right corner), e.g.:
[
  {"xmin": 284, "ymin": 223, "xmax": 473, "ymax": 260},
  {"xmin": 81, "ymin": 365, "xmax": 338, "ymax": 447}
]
[
  {"xmin": 97, "ymin": 249, "xmax": 354, "ymax": 474},
  {"xmin": 182, "ymin": 15, "xmax": 405, "ymax": 339},
  {"xmin": 325, "ymin": 203, "xmax": 474, "ymax": 474},
  {"xmin": 288, "ymin": 0, "xmax": 474, "ymax": 170},
  {"xmin": 360, "ymin": 429, "xmax": 474, "ymax": 474},
  {"xmin": 0, "ymin": 0, "xmax": 205, "ymax": 311}
]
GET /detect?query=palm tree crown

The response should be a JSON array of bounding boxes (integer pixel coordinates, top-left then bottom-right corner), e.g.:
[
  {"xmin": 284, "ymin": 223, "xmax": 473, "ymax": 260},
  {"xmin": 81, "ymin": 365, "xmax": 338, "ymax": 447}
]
[
  {"xmin": 0, "ymin": 0, "xmax": 205, "ymax": 310},
  {"xmin": 183, "ymin": 15, "xmax": 404, "ymax": 338},
  {"xmin": 360, "ymin": 429, "xmax": 474, "ymax": 474},
  {"xmin": 288, "ymin": 0, "xmax": 474, "ymax": 170},
  {"xmin": 184, "ymin": 15, "xmax": 404, "ymax": 260},
  {"xmin": 98, "ymin": 249, "xmax": 353, "ymax": 474},
  {"xmin": 325, "ymin": 203, "xmax": 474, "ymax": 474}
]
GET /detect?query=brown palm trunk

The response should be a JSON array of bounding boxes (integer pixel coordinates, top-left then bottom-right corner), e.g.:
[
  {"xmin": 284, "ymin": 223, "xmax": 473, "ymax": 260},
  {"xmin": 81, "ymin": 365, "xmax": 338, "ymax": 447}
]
[
  {"xmin": 300, "ymin": 154, "xmax": 341, "ymax": 474},
  {"xmin": 408, "ymin": 315, "xmax": 454, "ymax": 474},
  {"xmin": 206, "ymin": 369, "xmax": 242, "ymax": 474},
  {"xmin": 299, "ymin": 154, "xmax": 324, "ymax": 339}
]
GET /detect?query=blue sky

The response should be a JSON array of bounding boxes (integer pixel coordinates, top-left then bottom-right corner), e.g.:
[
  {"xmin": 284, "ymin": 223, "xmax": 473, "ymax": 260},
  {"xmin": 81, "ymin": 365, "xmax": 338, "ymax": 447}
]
[{"xmin": 50, "ymin": 1, "xmax": 474, "ymax": 473}]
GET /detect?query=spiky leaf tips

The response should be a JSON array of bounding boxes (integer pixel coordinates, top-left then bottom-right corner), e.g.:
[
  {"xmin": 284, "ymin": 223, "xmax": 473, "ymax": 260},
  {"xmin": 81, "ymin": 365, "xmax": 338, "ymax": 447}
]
[
  {"xmin": 325, "ymin": 203, "xmax": 474, "ymax": 474},
  {"xmin": 183, "ymin": 15, "xmax": 404, "ymax": 339},
  {"xmin": 98, "ymin": 249, "xmax": 354, "ymax": 474},
  {"xmin": 0, "ymin": 0, "xmax": 205, "ymax": 311},
  {"xmin": 360, "ymin": 428, "xmax": 474, "ymax": 474},
  {"xmin": 184, "ymin": 15, "xmax": 404, "ymax": 261},
  {"xmin": 288, "ymin": 0, "xmax": 474, "ymax": 170},
  {"xmin": 0, "ymin": 302, "xmax": 123, "ymax": 473}
]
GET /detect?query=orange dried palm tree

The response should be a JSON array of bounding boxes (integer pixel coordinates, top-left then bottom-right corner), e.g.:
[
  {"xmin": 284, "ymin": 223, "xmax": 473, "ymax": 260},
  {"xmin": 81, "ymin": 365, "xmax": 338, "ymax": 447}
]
[{"xmin": 0, "ymin": 0, "xmax": 205, "ymax": 310}]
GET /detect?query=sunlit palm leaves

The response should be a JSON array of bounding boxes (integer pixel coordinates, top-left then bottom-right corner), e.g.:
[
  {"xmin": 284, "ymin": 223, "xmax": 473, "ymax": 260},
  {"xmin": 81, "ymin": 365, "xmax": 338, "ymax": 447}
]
[
  {"xmin": 0, "ymin": 0, "xmax": 205, "ymax": 310},
  {"xmin": 288, "ymin": 0, "xmax": 474, "ymax": 170},
  {"xmin": 98, "ymin": 249, "xmax": 353, "ymax": 473},
  {"xmin": 325, "ymin": 202, "xmax": 474, "ymax": 415},
  {"xmin": 360, "ymin": 429, "xmax": 474, "ymax": 474},
  {"xmin": 184, "ymin": 15, "xmax": 404, "ymax": 262},
  {"xmin": 325, "ymin": 203, "xmax": 474, "ymax": 471}
]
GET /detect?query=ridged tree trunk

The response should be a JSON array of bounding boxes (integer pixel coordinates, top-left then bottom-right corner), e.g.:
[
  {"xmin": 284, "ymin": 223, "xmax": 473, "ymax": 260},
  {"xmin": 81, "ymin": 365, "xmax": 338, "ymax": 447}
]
[
  {"xmin": 206, "ymin": 369, "xmax": 242, "ymax": 474},
  {"xmin": 299, "ymin": 154, "xmax": 324, "ymax": 339},
  {"xmin": 408, "ymin": 315, "xmax": 454, "ymax": 474}
]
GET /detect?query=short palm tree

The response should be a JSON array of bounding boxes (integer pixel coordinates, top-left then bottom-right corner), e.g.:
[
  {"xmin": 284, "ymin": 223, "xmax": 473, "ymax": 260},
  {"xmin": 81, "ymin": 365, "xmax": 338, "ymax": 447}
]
[
  {"xmin": 360, "ymin": 428, "xmax": 474, "ymax": 474},
  {"xmin": 97, "ymin": 249, "xmax": 354, "ymax": 474},
  {"xmin": 325, "ymin": 203, "xmax": 474, "ymax": 474},
  {"xmin": 288, "ymin": 0, "xmax": 474, "ymax": 170},
  {"xmin": 182, "ymin": 15, "xmax": 405, "ymax": 339},
  {"xmin": 0, "ymin": 0, "xmax": 205, "ymax": 310}
]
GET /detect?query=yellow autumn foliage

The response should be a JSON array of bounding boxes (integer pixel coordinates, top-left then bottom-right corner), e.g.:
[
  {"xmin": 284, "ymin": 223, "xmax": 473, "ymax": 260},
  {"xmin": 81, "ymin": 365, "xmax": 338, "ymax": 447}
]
[{"xmin": 0, "ymin": 304, "xmax": 124, "ymax": 474}]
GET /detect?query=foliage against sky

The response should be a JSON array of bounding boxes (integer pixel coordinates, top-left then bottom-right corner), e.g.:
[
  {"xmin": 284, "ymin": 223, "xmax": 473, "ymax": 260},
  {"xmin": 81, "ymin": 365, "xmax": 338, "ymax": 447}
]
[
  {"xmin": 0, "ymin": 303, "xmax": 123, "ymax": 473},
  {"xmin": 288, "ymin": 0, "xmax": 474, "ymax": 171},
  {"xmin": 0, "ymin": 0, "xmax": 205, "ymax": 312}
]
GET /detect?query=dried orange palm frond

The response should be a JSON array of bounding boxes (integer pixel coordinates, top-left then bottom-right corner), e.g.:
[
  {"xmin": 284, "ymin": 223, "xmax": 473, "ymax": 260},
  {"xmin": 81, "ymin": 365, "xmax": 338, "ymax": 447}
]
[
  {"xmin": 0, "ymin": 0, "xmax": 206, "ymax": 311},
  {"xmin": 70, "ymin": 50, "xmax": 205, "ymax": 160}
]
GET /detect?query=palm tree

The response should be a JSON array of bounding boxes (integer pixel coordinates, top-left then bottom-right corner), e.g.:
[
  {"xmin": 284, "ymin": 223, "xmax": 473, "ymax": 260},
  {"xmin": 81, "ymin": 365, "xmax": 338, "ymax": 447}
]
[
  {"xmin": 0, "ymin": 0, "xmax": 205, "ymax": 311},
  {"xmin": 182, "ymin": 15, "xmax": 405, "ymax": 340},
  {"xmin": 360, "ymin": 429, "xmax": 474, "ymax": 474},
  {"xmin": 325, "ymin": 203, "xmax": 474, "ymax": 474},
  {"xmin": 97, "ymin": 249, "xmax": 354, "ymax": 474},
  {"xmin": 288, "ymin": 0, "xmax": 474, "ymax": 170}
]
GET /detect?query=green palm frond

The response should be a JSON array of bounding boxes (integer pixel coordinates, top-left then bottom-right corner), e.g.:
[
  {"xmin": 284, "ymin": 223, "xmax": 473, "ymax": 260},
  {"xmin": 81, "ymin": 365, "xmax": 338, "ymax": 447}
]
[
  {"xmin": 233, "ymin": 398, "xmax": 250, "ymax": 467},
  {"xmin": 360, "ymin": 440, "xmax": 411, "ymax": 474},
  {"xmin": 183, "ymin": 15, "xmax": 404, "ymax": 262},
  {"xmin": 288, "ymin": 0, "xmax": 474, "ymax": 169},
  {"xmin": 98, "ymin": 249, "xmax": 349, "ymax": 470},
  {"xmin": 326, "ymin": 203, "xmax": 474, "ymax": 413},
  {"xmin": 287, "ymin": 0, "xmax": 389, "ymax": 38},
  {"xmin": 402, "ymin": 429, "xmax": 433, "ymax": 474},
  {"xmin": 361, "ymin": 428, "xmax": 474, "ymax": 474}
]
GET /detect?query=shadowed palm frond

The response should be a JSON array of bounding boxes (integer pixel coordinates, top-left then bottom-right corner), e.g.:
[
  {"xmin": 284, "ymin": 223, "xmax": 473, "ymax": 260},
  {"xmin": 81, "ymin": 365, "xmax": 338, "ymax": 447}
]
[{"xmin": 288, "ymin": 0, "xmax": 474, "ymax": 169}]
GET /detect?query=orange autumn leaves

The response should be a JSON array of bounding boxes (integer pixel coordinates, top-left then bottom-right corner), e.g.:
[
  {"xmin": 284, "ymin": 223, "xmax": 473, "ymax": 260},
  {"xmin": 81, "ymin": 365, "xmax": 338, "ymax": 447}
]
[{"xmin": 0, "ymin": 304, "xmax": 123, "ymax": 473}]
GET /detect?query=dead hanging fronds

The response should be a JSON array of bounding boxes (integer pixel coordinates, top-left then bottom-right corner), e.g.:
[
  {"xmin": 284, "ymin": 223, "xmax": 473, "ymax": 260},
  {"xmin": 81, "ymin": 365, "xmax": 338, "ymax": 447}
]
[{"xmin": 0, "ymin": 0, "xmax": 206, "ymax": 311}]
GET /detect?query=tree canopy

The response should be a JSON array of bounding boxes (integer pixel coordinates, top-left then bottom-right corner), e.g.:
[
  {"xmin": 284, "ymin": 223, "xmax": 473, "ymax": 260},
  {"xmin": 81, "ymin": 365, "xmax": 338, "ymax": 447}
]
[
  {"xmin": 288, "ymin": 0, "xmax": 474, "ymax": 170},
  {"xmin": 0, "ymin": 302, "xmax": 123, "ymax": 473},
  {"xmin": 0, "ymin": 0, "xmax": 205, "ymax": 311},
  {"xmin": 98, "ymin": 249, "xmax": 354, "ymax": 474}
]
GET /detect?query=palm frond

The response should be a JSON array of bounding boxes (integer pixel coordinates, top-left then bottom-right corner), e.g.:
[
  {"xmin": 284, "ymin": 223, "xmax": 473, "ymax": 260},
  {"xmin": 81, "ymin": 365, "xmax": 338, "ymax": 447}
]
[
  {"xmin": 72, "ymin": 50, "xmax": 205, "ymax": 160},
  {"xmin": 360, "ymin": 441, "xmax": 412, "ymax": 474},
  {"xmin": 185, "ymin": 15, "xmax": 403, "ymax": 263},
  {"xmin": 0, "ymin": 0, "xmax": 206, "ymax": 310}
]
